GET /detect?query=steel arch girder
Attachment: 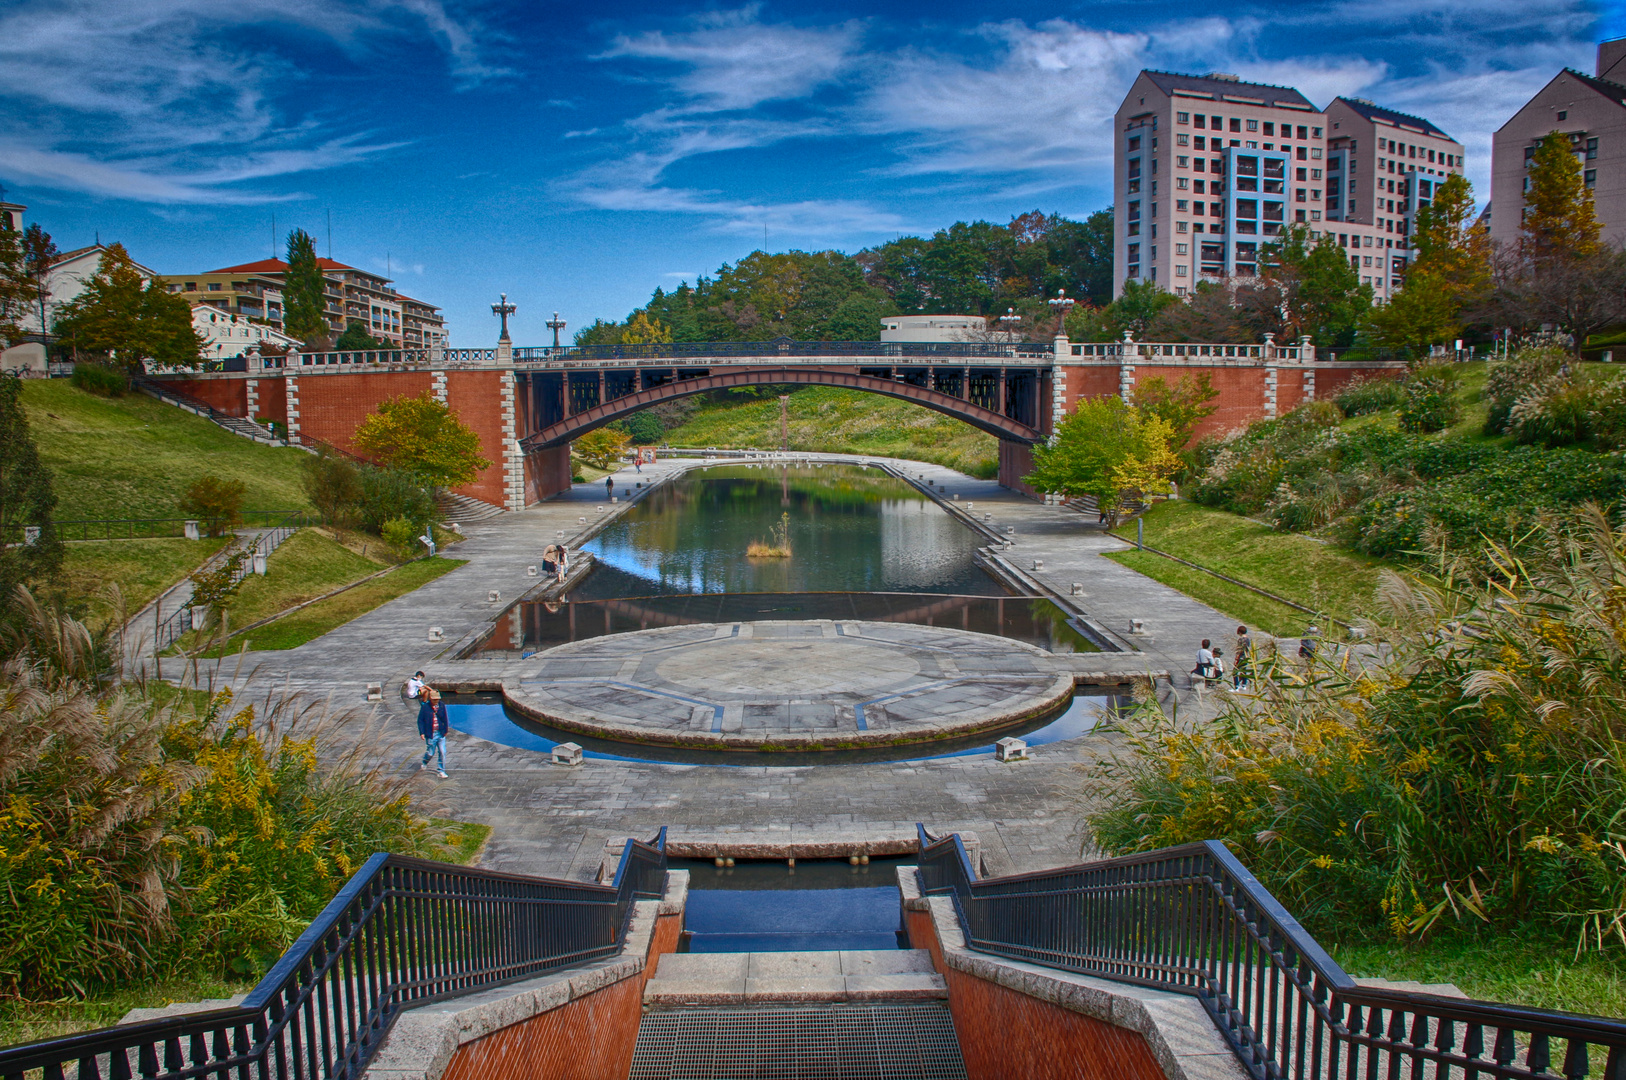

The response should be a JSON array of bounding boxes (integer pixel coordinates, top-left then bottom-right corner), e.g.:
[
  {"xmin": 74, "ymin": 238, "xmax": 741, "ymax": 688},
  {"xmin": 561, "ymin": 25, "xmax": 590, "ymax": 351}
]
[{"xmin": 519, "ymin": 366, "xmax": 1042, "ymax": 452}]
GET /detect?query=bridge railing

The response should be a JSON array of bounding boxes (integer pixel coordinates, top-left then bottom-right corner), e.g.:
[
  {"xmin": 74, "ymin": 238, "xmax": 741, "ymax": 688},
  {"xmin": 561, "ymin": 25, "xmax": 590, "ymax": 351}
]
[
  {"xmin": 915, "ymin": 825, "xmax": 1626, "ymax": 1080},
  {"xmin": 512, "ymin": 340, "xmax": 1057, "ymax": 364},
  {"xmin": 0, "ymin": 830, "xmax": 668, "ymax": 1080}
]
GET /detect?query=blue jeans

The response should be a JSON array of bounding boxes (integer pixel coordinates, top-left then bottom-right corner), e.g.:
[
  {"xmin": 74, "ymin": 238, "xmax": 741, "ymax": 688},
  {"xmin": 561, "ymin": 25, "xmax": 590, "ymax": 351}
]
[{"xmin": 421, "ymin": 734, "xmax": 446, "ymax": 771}]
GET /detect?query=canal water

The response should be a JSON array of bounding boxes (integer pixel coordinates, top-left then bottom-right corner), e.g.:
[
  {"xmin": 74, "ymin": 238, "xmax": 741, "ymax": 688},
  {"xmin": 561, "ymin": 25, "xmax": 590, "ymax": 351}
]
[
  {"xmin": 456, "ymin": 463, "xmax": 1122, "ymax": 763},
  {"xmin": 672, "ymin": 857, "xmax": 910, "ymax": 953}
]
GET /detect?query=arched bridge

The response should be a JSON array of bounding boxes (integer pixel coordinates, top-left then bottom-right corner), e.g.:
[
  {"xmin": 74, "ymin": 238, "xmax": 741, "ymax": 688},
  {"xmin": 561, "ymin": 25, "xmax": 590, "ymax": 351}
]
[{"xmin": 518, "ymin": 366, "xmax": 1043, "ymax": 451}]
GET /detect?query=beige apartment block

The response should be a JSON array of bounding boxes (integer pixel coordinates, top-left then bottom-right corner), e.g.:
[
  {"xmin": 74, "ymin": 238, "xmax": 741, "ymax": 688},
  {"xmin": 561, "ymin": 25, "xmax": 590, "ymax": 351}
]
[
  {"xmin": 201, "ymin": 258, "xmax": 445, "ymax": 347},
  {"xmin": 164, "ymin": 271, "xmax": 286, "ymax": 329},
  {"xmin": 1491, "ymin": 39, "xmax": 1626, "ymax": 251}
]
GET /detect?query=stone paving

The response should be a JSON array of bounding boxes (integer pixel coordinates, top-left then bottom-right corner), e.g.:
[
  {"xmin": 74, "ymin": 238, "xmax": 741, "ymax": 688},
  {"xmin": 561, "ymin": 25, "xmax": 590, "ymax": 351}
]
[{"xmin": 192, "ymin": 453, "xmax": 1246, "ymax": 882}]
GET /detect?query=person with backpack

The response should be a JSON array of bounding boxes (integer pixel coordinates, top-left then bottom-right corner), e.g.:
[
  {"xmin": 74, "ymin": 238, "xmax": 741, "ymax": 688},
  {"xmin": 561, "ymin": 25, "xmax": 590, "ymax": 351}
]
[
  {"xmin": 1194, "ymin": 639, "xmax": 1215, "ymax": 683},
  {"xmin": 418, "ymin": 690, "xmax": 450, "ymax": 778}
]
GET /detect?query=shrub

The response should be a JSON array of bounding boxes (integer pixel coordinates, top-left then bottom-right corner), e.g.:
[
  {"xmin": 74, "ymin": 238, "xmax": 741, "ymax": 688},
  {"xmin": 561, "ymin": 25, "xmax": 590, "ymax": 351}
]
[
  {"xmin": 1508, "ymin": 377, "xmax": 1597, "ymax": 446},
  {"xmin": 179, "ymin": 475, "xmax": 246, "ymax": 537},
  {"xmin": 0, "ymin": 588, "xmax": 441, "ymax": 994},
  {"xmin": 1398, "ymin": 365, "xmax": 1461, "ymax": 433},
  {"xmin": 69, "ymin": 363, "xmax": 127, "ymax": 397},
  {"xmin": 1483, "ymin": 341, "xmax": 1568, "ymax": 435},
  {"xmin": 1333, "ymin": 376, "xmax": 1404, "ymax": 417},
  {"xmin": 357, "ymin": 467, "xmax": 435, "ymax": 535},
  {"xmin": 1088, "ymin": 507, "xmax": 1626, "ymax": 945},
  {"xmin": 380, "ymin": 516, "xmax": 419, "ymax": 556},
  {"xmin": 301, "ymin": 452, "xmax": 362, "ymax": 528}
]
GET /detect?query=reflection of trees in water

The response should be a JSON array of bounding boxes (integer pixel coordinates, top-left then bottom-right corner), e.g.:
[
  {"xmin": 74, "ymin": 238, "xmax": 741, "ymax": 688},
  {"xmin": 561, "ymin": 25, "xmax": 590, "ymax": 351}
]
[{"xmin": 500, "ymin": 594, "xmax": 1096, "ymax": 655}]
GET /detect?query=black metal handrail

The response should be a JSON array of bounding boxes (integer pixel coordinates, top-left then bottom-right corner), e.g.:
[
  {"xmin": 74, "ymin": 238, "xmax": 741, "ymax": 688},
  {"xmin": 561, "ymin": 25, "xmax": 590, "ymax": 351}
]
[
  {"xmin": 915, "ymin": 825, "xmax": 1626, "ymax": 1080},
  {"xmin": 0, "ymin": 829, "xmax": 667, "ymax": 1080},
  {"xmin": 1, "ymin": 511, "xmax": 311, "ymax": 543}
]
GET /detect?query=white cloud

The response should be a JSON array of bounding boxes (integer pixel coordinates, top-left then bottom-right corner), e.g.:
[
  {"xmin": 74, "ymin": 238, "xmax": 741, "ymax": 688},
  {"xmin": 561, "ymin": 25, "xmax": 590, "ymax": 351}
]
[
  {"xmin": 0, "ymin": 0, "xmax": 501, "ymax": 203},
  {"xmin": 600, "ymin": 7, "xmax": 863, "ymax": 112}
]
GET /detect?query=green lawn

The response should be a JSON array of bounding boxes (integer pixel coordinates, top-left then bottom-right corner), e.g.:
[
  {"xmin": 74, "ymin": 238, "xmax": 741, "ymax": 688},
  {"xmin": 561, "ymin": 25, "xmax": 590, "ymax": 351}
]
[
  {"xmin": 51, "ymin": 537, "xmax": 228, "ymax": 624},
  {"xmin": 22, "ymin": 380, "xmax": 312, "ymax": 521},
  {"xmin": 212, "ymin": 555, "xmax": 466, "ymax": 653},
  {"xmin": 1327, "ymin": 932, "xmax": 1626, "ymax": 1019},
  {"xmin": 659, "ymin": 387, "xmax": 999, "ymax": 478},
  {"xmin": 1105, "ymin": 500, "xmax": 1394, "ymax": 633}
]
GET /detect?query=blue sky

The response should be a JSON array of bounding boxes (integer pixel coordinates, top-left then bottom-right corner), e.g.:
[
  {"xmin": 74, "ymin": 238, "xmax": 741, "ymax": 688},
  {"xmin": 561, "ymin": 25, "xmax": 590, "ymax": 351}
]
[{"xmin": 1, "ymin": 0, "xmax": 1618, "ymax": 345}]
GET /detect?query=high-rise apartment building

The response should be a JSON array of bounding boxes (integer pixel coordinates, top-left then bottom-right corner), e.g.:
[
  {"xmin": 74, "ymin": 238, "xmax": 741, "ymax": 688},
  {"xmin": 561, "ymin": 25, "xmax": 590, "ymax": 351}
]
[
  {"xmin": 1490, "ymin": 39, "xmax": 1626, "ymax": 251},
  {"xmin": 178, "ymin": 258, "xmax": 446, "ymax": 347},
  {"xmin": 1113, "ymin": 72, "xmax": 1459, "ymax": 303}
]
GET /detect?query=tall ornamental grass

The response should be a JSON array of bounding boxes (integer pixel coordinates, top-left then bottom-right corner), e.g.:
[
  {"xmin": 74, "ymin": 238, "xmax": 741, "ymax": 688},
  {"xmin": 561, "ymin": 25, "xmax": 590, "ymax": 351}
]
[
  {"xmin": 1087, "ymin": 505, "xmax": 1626, "ymax": 950},
  {"xmin": 0, "ymin": 588, "xmax": 443, "ymax": 997}
]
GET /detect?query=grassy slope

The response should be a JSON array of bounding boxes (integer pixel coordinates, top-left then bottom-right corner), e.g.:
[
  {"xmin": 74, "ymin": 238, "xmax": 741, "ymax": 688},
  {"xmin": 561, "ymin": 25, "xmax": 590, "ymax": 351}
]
[
  {"xmin": 659, "ymin": 387, "xmax": 1000, "ymax": 478},
  {"xmin": 53, "ymin": 537, "xmax": 228, "ymax": 623},
  {"xmin": 216, "ymin": 555, "xmax": 466, "ymax": 653},
  {"xmin": 22, "ymin": 380, "xmax": 312, "ymax": 521},
  {"xmin": 1104, "ymin": 500, "xmax": 1395, "ymax": 635}
]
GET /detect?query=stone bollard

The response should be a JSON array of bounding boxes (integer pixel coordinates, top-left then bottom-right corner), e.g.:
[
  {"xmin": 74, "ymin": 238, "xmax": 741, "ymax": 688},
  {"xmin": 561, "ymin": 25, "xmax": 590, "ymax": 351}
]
[
  {"xmin": 952, "ymin": 494, "xmax": 960, "ymax": 501},
  {"xmin": 365, "ymin": 683, "xmax": 383, "ymax": 702},
  {"xmin": 23, "ymin": 526, "xmax": 40, "ymax": 545},
  {"xmin": 252, "ymin": 552, "xmax": 267, "ymax": 576},
  {"xmin": 449, "ymin": 522, "xmax": 462, "ymax": 534},
  {"xmin": 596, "ymin": 506, "xmax": 604, "ymax": 513},
  {"xmin": 611, "ymin": 496, "xmax": 618, "ymax": 503},
  {"xmin": 551, "ymin": 742, "xmax": 584, "ymax": 766},
  {"xmin": 527, "ymin": 565, "xmax": 538, "ymax": 577},
  {"xmin": 1032, "ymin": 559, "xmax": 1043, "ymax": 571},
  {"xmin": 184, "ymin": 520, "xmax": 200, "ymax": 541},
  {"xmin": 488, "ymin": 589, "xmax": 501, "ymax": 603},
  {"xmin": 1128, "ymin": 619, "xmax": 1145, "ymax": 635},
  {"xmin": 1071, "ymin": 582, "xmax": 1085, "ymax": 595},
  {"xmin": 578, "ymin": 517, "xmax": 587, "ymax": 524},
  {"xmin": 995, "ymin": 737, "xmax": 1030, "ymax": 762},
  {"xmin": 428, "ymin": 626, "xmax": 444, "ymax": 642}
]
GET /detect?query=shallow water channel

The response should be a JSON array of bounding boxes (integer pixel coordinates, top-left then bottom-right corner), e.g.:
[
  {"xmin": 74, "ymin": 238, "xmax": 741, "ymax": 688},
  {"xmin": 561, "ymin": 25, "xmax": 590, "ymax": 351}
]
[
  {"xmin": 456, "ymin": 463, "xmax": 1122, "ymax": 763},
  {"xmin": 672, "ymin": 856, "xmax": 911, "ymax": 953}
]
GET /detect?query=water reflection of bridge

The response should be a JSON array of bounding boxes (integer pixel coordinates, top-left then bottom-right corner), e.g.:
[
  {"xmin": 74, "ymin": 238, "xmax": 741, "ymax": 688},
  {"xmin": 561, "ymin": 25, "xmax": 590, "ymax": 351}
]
[{"xmin": 480, "ymin": 592, "xmax": 1095, "ymax": 657}]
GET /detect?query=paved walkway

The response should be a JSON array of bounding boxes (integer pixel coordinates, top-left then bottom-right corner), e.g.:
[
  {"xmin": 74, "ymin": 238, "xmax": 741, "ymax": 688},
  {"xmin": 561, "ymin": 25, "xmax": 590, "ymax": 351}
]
[{"xmin": 191, "ymin": 454, "xmax": 1245, "ymax": 881}]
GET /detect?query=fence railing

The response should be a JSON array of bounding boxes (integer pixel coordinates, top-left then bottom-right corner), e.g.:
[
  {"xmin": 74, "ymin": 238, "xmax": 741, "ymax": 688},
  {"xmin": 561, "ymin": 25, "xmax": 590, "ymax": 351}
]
[
  {"xmin": 2, "ymin": 511, "xmax": 310, "ymax": 544},
  {"xmin": 915, "ymin": 825, "xmax": 1626, "ymax": 1080},
  {"xmin": 148, "ymin": 513, "xmax": 315, "ymax": 653},
  {"xmin": 0, "ymin": 830, "xmax": 668, "ymax": 1080}
]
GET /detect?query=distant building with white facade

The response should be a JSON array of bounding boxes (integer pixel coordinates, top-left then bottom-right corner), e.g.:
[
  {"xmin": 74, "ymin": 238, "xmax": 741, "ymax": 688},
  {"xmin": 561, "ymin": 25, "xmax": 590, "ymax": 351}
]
[
  {"xmin": 192, "ymin": 307, "xmax": 301, "ymax": 360},
  {"xmin": 880, "ymin": 315, "xmax": 987, "ymax": 342}
]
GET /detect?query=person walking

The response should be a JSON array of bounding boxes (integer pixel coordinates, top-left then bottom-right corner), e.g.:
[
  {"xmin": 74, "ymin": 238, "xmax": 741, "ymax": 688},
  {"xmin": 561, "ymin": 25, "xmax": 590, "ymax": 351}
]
[
  {"xmin": 634, "ymin": 453, "xmax": 642, "ymax": 474},
  {"xmin": 605, "ymin": 475, "xmax": 615, "ymax": 498},
  {"xmin": 418, "ymin": 690, "xmax": 450, "ymax": 778},
  {"xmin": 1232, "ymin": 626, "xmax": 1253, "ymax": 690}
]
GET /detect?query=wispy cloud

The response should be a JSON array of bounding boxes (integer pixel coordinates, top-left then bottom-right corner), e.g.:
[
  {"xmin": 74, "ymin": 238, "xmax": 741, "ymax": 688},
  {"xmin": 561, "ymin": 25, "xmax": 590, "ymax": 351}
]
[{"xmin": 0, "ymin": 0, "xmax": 502, "ymax": 203}]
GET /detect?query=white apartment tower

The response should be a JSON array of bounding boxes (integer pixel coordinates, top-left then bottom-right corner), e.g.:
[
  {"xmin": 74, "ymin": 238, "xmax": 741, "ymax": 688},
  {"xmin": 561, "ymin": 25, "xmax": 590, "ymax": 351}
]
[{"xmin": 1113, "ymin": 71, "xmax": 1461, "ymax": 303}]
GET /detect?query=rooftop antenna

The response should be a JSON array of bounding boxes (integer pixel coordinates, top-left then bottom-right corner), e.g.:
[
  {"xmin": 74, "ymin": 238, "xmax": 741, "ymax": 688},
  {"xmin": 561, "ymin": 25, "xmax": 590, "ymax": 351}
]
[
  {"xmin": 326, "ymin": 209, "xmax": 332, "ymax": 260},
  {"xmin": 271, "ymin": 211, "xmax": 277, "ymax": 259},
  {"xmin": 764, "ymin": 222, "xmax": 768, "ymax": 251}
]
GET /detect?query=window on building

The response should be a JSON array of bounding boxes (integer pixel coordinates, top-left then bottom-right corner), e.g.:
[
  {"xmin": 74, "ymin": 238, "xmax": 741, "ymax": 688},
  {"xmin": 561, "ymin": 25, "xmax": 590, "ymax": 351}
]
[
  {"xmin": 1557, "ymin": 110, "xmax": 1567, "ymax": 121},
  {"xmin": 1587, "ymin": 138, "xmax": 1599, "ymax": 160},
  {"xmin": 1246, "ymin": 119, "xmax": 1258, "ymax": 131},
  {"xmin": 1212, "ymin": 201, "xmax": 1224, "ymax": 217},
  {"xmin": 1211, "ymin": 115, "xmax": 1221, "ymax": 128},
  {"xmin": 1193, "ymin": 202, "xmax": 1205, "ymax": 216},
  {"xmin": 1194, "ymin": 136, "xmax": 1206, "ymax": 150},
  {"xmin": 1237, "ymin": 198, "xmax": 1258, "ymax": 219},
  {"xmin": 1294, "ymin": 167, "xmax": 1306, "ymax": 181},
  {"xmin": 1263, "ymin": 201, "xmax": 1284, "ymax": 221},
  {"xmin": 1193, "ymin": 179, "xmax": 1206, "ymax": 194},
  {"xmin": 209, "ymin": 283, "xmax": 222, "ymax": 291},
  {"xmin": 1177, "ymin": 220, "xmax": 1189, "ymax": 232},
  {"xmin": 1297, "ymin": 147, "xmax": 1308, "ymax": 160},
  {"xmin": 1194, "ymin": 114, "xmax": 1206, "ymax": 129},
  {"xmin": 1229, "ymin": 118, "xmax": 1241, "ymax": 132},
  {"xmin": 1295, "ymin": 209, "xmax": 1307, "ymax": 222},
  {"xmin": 1177, "ymin": 111, "xmax": 1189, "ymax": 124},
  {"xmin": 1263, "ymin": 122, "xmax": 1275, "ymax": 136},
  {"xmin": 1128, "ymin": 136, "xmax": 1141, "ymax": 151},
  {"xmin": 1312, "ymin": 127, "xmax": 1322, "ymax": 138},
  {"xmin": 1586, "ymin": 169, "xmax": 1597, "ymax": 189},
  {"xmin": 1177, "ymin": 133, "xmax": 1189, "ymax": 146}
]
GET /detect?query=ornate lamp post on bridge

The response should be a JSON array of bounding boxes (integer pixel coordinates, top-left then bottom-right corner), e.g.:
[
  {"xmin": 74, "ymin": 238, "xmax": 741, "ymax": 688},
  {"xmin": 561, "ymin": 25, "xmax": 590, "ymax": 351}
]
[
  {"xmin": 998, "ymin": 307, "xmax": 1022, "ymax": 342},
  {"xmin": 546, "ymin": 311, "xmax": 567, "ymax": 350},
  {"xmin": 491, "ymin": 293, "xmax": 516, "ymax": 364},
  {"xmin": 1044, "ymin": 289, "xmax": 1076, "ymax": 449}
]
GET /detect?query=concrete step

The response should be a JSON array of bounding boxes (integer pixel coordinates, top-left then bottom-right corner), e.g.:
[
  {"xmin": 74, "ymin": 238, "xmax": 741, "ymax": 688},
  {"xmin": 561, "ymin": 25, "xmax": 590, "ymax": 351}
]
[
  {"xmin": 644, "ymin": 949, "xmax": 946, "ymax": 1008},
  {"xmin": 1355, "ymin": 976, "xmax": 1467, "ymax": 998},
  {"xmin": 436, "ymin": 490, "xmax": 506, "ymax": 523}
]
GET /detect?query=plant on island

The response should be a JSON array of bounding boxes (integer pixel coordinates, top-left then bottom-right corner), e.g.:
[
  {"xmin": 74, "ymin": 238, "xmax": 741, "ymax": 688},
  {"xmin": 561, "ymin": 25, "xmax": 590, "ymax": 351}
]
[{"xmin": 746, "ymin": 512, "xmax": 792, "ymax": 557}]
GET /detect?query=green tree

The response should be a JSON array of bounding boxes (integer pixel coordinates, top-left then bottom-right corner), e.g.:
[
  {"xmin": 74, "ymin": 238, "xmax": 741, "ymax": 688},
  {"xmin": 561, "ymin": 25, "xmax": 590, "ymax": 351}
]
[
  {"xmin": 19, "ymin": 224, "xmax": 58, "ymax": 344},
  {"xmin": 1411, "ymin": 174, "xmax": 1491, "ymax": 302},
  {"xmin": 0, "ymin": 374, "xmax": 63, "ymax": 605},
  {"xmin": 51, "ymin": 245, "xmax": 201, "ymax": 370},
  {"xmin": 1110, "ymin": 279, "xmax": 1177, "ymax": 338},
  {"xmin": 352, "ymin": 392, "xmax": 490, "ymax": 488},
  {"xmin": 282, "ymin": 229, "xmax": 329, "ymax": 347},
  {"xmin": 1521, "ymin": 132, "xmax": 1602, "ymax": 261},
  {"xmin": 1362, "ymin": 273, "xmax": 1462, "ymax": 354},
  {"xmin": 1025, "ymin": 396, "xmax": 1177, "ymax": 525},
  {"xmin": 334, "ymin": 321, "xmax": 384, "ymax": 350},
  {"xmin": 573, "ymin": 427, "xmax": 631, "ymax": 470},
  {"xmin": 1262, "ymin": 224, "xmax": 1373, "ymax": 347},
  {"xmin": 0, "ymin": 227, "xmax": 32, "ymax": 344},
  {"xmin": 301, "ymin": 452, "xmax": 362, "ymax": 526},
  {"xmin": 1132, "ymin": 373, "xmax": 1219, "ymax": 448},
  {"xmin": 179, "ymin": 474, "xmax": 246, "ymax": 537}
]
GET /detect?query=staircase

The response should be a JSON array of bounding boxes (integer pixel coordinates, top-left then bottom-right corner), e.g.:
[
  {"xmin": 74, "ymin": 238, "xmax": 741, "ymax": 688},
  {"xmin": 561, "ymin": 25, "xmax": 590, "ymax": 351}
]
[
  {"xmin": 633, "ymin": 950, "xmax": 965, "ymax": 1079},
  {"xmin": 133, "ymin": 377, "xmax": 283, "ymax": 445},
  {"xmin": 436, "ymin": 490, "xmax": 506, "ymax": 524}
]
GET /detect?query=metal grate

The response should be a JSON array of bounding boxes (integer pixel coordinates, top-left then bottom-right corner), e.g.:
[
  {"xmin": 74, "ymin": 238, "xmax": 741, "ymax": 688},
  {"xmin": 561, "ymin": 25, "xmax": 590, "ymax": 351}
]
[{"xmin": 630, "ymin": 1004, "xmax": 967, "ymax": 1080}]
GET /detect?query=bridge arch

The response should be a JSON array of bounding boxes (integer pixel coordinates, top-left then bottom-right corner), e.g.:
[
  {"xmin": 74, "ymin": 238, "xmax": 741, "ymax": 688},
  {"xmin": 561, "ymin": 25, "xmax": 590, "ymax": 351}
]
[{"xmin": 518, "ymin": 366, "xmax": 1044, "ymax": 453}]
